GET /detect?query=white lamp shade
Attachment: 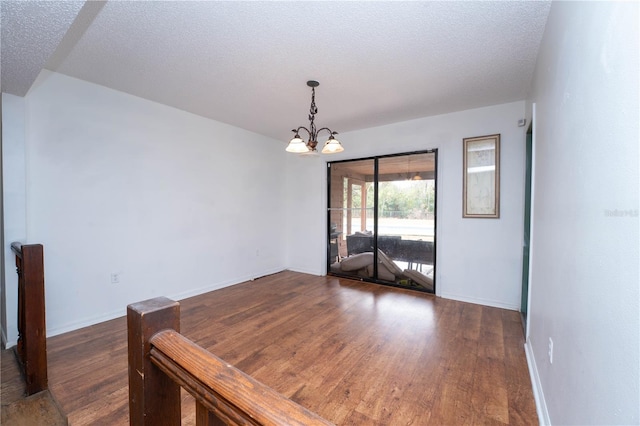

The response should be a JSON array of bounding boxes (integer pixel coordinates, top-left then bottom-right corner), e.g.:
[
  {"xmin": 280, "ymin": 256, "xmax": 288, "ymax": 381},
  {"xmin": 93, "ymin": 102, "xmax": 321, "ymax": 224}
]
[
  {"xmin": 286, "ymin": 137, "xmax": 310, "ymax": 153},
  {"xmin": 321, "ymin": 137, "xmax": 344, "ymax": 154}
]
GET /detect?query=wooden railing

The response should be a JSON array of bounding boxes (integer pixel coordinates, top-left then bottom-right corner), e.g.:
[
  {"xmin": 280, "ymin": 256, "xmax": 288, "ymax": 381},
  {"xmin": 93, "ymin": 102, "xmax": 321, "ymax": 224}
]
[
  {"xmin": 127, "ymin": 297, "xmax": 334, "ymax": 426},
  {"xmin": 11, "ymin": 242, "xmax": 48, "ymax": 395}
]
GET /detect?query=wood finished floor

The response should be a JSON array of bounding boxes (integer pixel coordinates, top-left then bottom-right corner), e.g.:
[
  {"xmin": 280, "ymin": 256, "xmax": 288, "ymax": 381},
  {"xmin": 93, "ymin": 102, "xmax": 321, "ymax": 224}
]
[{"xmin": 43, "ymin": 271, "xmax": 537, "ymax": 425}]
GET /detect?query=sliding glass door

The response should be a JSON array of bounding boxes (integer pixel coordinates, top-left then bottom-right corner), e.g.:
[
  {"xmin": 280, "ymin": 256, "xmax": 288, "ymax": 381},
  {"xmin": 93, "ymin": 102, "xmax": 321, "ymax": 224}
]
[{"xmin": 327, "ymin": 151, "xmax": 437, "ymax": 293}]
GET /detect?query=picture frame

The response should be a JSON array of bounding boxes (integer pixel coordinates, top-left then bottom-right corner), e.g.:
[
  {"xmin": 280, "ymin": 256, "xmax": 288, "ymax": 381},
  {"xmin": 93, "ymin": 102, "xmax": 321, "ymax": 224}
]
[{"xmin": 463, "ymin": 134, "xmax": 500, "ymax": 218}]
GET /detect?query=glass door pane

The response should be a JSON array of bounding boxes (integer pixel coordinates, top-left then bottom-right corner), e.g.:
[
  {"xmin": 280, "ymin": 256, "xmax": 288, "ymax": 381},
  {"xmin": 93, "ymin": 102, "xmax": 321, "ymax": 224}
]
[
  {"xmin": 377, "ymin": 153, "xmax": 435, "ymax": 291},
  {"xmin": 327, "ymin": 159, "xmax": 375, "ymax": 276}
]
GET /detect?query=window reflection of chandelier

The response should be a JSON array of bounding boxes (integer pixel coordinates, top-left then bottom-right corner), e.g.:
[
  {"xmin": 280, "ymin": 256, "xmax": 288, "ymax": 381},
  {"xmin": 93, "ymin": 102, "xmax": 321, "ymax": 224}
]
[{"xmin": 407, "ymin": 156, "xmax": 422, "ymax": 180}]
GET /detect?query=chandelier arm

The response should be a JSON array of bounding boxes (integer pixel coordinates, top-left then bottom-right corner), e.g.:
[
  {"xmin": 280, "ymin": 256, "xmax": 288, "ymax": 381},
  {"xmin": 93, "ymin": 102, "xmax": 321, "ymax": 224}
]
[
  {"xmin": 292, "ymin": 127, "xmax": 311, "ymax": 138},
  {"xmin": 316, "ymin": 127, "xmax": 338, "ymax": 137}
]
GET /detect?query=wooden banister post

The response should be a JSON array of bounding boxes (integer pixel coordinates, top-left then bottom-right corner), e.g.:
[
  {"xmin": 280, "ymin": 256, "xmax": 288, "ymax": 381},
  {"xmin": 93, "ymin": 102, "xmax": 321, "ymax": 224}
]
[
  {"xmin": 127, "ymin": 297, "xmax": 181, "ymax": 426},
  {"xmin": 11, "ymin": 242, "xmax": 47, "ymax": 395}
]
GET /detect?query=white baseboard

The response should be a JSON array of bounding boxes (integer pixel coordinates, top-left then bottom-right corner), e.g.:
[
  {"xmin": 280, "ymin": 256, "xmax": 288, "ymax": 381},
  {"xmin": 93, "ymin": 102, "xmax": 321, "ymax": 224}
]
[
  {"xmin": 47, "ymin": 307, "xmax": 126, "ymax": 338},
  {"xmin": 439, "ymin": 291, "xmax": 520, "ymax": 311},
  {"xmin": 46, "ymin": 267, "xmax": 288, "ymax": 339},
  {"xmin": 169, "ymin": 267, "xmax": 286, "ymax": 302},
  {"xmin": 286, "ymin": 266, "xmax": 323, "ymax": 276},
  {"xmin": 525, "ymin": 339, "xmax": 551, "ymax": 425}
]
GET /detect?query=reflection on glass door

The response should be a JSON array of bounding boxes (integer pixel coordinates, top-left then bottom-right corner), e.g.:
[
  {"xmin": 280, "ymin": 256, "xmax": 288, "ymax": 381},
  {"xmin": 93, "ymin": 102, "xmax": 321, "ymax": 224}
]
[
  {"xmin": 328, "ymin": 159, "xmax": 374, "ymax": 270},
  {"xmin": 377, "ymin": 154, "xmax": 435, "ymax": 291},
  {"xmin": 327, "ymin": 151, "xmax": 437, "ymax": 293}
]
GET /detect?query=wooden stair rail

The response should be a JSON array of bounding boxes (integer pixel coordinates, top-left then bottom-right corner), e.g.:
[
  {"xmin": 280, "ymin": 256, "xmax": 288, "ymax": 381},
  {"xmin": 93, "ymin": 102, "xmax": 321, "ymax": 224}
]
[
  {"xmin": 10, "ymin": 242, "xmax": 48, "ymax": 395},
  {"xmin": 127, "ymin": 297, "xmax": 334, "ymax": 426}
]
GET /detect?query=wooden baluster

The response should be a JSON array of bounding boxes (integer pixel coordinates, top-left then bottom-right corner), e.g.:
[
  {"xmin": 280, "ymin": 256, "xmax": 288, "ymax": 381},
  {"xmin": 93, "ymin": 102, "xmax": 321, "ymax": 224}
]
[
  {"xmin": 15, "ymin": 253, "xmax": 25, "ymax": 362},
  {"xmin": 195, "ymin": 400, "xmax": 225, "ymax": 426},
  {"xmin": 127, "ymin": 297, "xmax": 181, "ymax": 426}
]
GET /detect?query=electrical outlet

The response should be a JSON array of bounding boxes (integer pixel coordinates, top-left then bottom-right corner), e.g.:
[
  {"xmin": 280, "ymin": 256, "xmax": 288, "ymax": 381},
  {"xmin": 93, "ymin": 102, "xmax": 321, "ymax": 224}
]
[
  {"xmin": 548, "ymin": 337, "xmax": 554, "ymax": 364},
  {"xmin": 110, "ymin": 273, "xmax": 120, "ymax": 284}
]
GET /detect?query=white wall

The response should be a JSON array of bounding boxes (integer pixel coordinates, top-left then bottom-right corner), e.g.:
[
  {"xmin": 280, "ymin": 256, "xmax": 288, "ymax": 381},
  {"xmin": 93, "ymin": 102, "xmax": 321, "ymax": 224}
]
[
  {"xmin": 3, "ymin": 71, "xmax": 287, "ymax": 343},
  {"xmin": 284, "ymin": 153, "xmax": 327, "ymax": 275},
  {"xmin": 1, "ymin": 94, "xmax": 28, "ymax": 346},
  {"xmin": 286, "ymin": 101, "xmax": 528, "ymax": 310},
  {"xmin": 527, "ymin": 2, "xmax": 639, "ymax": 424}
]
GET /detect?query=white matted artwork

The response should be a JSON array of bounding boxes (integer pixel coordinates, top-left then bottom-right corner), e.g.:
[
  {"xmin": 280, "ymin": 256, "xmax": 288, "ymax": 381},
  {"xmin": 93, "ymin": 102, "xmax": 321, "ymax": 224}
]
[{"xmin": 463, "ymin": 134, "xmax": 500, "ymax": 218}]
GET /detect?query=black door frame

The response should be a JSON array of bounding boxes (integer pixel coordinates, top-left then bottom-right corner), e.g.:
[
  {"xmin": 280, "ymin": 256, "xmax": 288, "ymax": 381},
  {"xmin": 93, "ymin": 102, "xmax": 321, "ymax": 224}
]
[{"xmin": 326, "ymin": 149, "xmax": 438, "ymax": 293}]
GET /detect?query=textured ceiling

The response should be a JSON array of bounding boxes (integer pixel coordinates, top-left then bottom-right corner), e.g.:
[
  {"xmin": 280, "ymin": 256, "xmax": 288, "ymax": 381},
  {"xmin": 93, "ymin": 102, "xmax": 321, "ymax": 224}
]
[
  {"xmin": 1, "ymin": 0, "xmax": 85, "ymax": 96},
  {"xmin": 1, "ymin": 1, "xmax": 551, "ymax": 142}
]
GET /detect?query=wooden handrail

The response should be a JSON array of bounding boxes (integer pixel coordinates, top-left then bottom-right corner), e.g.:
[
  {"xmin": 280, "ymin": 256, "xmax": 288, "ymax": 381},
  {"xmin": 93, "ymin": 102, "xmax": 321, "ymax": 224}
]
[
  {"xmin": 11, "ymin": 242, "xmax": 48, "ymax": 395},
  {"xmin": 127, "ymin": 297, "xmax": 334, "ymax": 426}
]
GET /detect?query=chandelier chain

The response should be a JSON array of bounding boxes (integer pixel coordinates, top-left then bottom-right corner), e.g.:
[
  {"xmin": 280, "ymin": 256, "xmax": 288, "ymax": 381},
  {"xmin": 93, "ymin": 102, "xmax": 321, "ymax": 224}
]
[{"xmin": 308, "ymin": 87, "xmax": 317, "ymax": 140}]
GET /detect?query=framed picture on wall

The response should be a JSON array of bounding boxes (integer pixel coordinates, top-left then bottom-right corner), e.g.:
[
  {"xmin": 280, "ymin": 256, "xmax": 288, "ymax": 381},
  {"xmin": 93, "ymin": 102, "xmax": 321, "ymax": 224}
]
[{"xmin": 463, "ymin": 134, "xmax": 500, "ymax": 218}]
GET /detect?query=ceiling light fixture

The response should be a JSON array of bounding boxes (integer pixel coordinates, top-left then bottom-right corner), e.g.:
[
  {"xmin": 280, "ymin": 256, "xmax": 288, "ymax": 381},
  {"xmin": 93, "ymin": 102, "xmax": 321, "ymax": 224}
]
[{"xmin": 286, "ymin": 80, "xmax": 344, "ymax": 154}]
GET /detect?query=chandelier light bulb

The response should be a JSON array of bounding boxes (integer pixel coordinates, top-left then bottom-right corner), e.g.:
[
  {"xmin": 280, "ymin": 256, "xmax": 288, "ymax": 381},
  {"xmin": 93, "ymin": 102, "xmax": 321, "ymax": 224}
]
[
  {"xmin": 285, "ymin": 134, "xmax": 310, "ymax": 153},
  {"xmin": 321, "ymin": 136, "xmax": 344, "ymax": 154}
]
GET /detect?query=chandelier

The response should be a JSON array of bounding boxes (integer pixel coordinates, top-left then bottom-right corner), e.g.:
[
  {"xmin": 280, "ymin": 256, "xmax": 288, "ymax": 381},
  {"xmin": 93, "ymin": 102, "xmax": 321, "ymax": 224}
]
[{"xmin": 285, "ymin": 80, "xmax": 344, "ymax": 154}]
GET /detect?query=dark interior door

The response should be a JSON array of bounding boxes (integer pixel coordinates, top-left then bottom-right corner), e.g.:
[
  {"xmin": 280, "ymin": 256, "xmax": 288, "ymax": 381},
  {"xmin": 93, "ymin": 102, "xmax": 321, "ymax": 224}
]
[{"xmin": 521, "ymin": 127, "xmax": 533, "ymax": 326}]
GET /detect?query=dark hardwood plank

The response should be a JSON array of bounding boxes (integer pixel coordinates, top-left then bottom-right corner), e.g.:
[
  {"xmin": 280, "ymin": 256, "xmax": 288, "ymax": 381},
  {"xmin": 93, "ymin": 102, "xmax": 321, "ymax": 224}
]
[
  {"xmin": 44, "ymin": 271, "xmax": 537, "ymax": 425},
  {"xmin": 1, "ymin": 349, "xmax": 26, "ymax": 404}
]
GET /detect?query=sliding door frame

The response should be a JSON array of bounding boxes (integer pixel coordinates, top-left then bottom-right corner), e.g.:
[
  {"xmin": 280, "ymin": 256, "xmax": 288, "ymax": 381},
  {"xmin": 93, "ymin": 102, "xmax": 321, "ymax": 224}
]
[{"xmin": 326, "ymin": 149, "xmax": 438, "ymax": 293}]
